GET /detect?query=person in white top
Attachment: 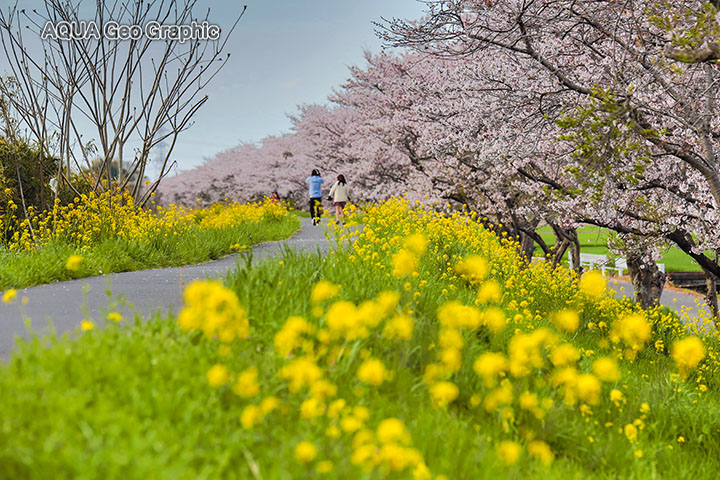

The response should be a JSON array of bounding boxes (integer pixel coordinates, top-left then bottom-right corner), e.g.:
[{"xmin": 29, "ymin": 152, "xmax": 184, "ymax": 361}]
[{"xmin": 328, "ymin": 174, "xmax": 350, "ymax": 225}]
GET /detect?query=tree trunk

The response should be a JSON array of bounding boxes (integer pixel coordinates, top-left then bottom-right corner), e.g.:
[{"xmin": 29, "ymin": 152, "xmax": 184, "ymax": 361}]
[
  {"xmin": 551, "ymin": 239, "xmax": 569, "ymax": 267},
  {"xmin": 550, "ymin": 224, "xmax": 581, "ymax": 273},
  {"xmin": 568, "ymin": 234, "xmax": 581, "ymax": 274},
  {"xmin": 518, "ymin": 231, "xmax": 536, "ymax": 264},
  {"xmin": 703, "ymin": 269, "xmax": 719, "ymax": 327},
  {"xmin": 626, "ymin": 254, "xmax": 666, "ymax": 309}
]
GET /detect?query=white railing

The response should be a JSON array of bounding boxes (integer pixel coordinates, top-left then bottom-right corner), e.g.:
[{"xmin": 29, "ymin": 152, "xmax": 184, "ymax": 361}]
[
  {"xmin": 569, "ymin": 253, "xmax": 664, "ymax": 275},
  {"xmin": 534, "ymin": 253, "xmax": 665, "ymax": 275}
]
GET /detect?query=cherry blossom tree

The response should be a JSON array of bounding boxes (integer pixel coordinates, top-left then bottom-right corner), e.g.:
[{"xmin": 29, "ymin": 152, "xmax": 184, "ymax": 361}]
[
  {"xmin": 156, "ymin": 134, "xmax": 314, "ymax": 207},
  {"xmin": 161, "ymin": 1, "xmax": 720, "ymax": 314},
  {"xmin": 381, "ymin": 0, "xmax": 720, "ymax": 314}
]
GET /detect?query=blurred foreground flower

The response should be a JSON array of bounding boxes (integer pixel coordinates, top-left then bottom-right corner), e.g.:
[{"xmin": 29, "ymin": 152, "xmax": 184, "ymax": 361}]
[
  {"xmin": 65, "ymin": 255, "xmax": 83, "ymax": 271},
  {"xmin": 2, "ymin": 289, "xmax": 17, "ymax": 304}
]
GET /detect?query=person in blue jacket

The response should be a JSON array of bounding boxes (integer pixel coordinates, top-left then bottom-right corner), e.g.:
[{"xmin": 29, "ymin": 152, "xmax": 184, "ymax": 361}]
[{"xmin": 305, "ymin": 169, "xmax": 324, "ymax": 225}]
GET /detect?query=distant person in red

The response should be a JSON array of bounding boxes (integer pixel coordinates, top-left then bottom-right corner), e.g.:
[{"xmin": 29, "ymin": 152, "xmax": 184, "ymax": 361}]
[
  {"xmin": 328, "ymin": 174, "xmax": 350, "ymax": 225},
  {"xmin": 270, "ymin": 190, "xmax": 280, "ymax": 202}
]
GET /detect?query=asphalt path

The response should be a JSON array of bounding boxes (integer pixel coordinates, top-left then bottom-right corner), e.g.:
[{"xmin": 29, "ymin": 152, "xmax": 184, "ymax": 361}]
[
  {"xmin": 0, "ymin": 217, "xmax": 329, "ymax": 359},
  {"xmin": 609, "ymin": 278, "xmax": 715, "ymax": 331}
]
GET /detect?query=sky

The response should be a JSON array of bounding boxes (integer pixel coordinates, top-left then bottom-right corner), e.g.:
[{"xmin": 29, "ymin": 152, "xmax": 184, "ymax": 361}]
[{"xmin": 0, "ymin": 0, "xmax": 426, "ymax": 174}]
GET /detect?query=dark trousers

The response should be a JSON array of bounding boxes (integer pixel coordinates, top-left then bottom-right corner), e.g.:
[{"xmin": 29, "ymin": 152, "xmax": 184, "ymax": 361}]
[{"xmin": 310, "ymin": 197, "xmax": 322, "ymax": 219}]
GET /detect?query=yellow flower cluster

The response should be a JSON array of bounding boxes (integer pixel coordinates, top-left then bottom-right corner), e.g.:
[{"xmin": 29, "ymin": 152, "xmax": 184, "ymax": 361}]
[
  {"xmin": 180, "ymin": 197, "xmax": 718, "ymax": 475},
  {"xmin": 196, "ymin": 198, "xmax": 288, "ymax": 229},
  {"xmin": 65, "ymin": 255, "xmax": 83, "ymax": 271},
  {"xmin": 357, "ymin": 358, "xmax": 391, "ymax": 386},
  {"xmin": 610, "ymin": 314, "xmax": 652, "ymax": 359},
  {"xmin": 3, "ymin": 189, "xmax": 288, "ymax": 253},
  {"xmin": 178, "ymin": 280, "xmax": 249, "ymax": 343},
  {"xmin": 338, "ymin": 198, "xmax": 707, "ymax": 462},
  {"xmin": 672, "ymin": 336, "xmax": 706, "ymax": 379},
  {"xmin": 350, "ymin": 418, "xmax": 431, "ymax": 477}
]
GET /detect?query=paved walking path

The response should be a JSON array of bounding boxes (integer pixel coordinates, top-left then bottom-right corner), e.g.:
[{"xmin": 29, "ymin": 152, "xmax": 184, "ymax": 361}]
[
  {"xmin": 609, "ymin": 278, "xmax": 715, "ymax": 331},
  {"xmin": 0, "ymin": 217, "xmax": 329, "ymax": 358}
]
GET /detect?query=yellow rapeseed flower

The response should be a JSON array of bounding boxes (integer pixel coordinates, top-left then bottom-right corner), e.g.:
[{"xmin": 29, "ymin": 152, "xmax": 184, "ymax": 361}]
[
  {"xmin": 300, "ymin": 397, "xmax": 326, "ymax": 419},
  {"xmin": 178, "ymin": 280, "xmax": 250, "ymax": 343},
  {"xmin": 550, "ymin": 344, "xmax": 580, "ymax": 368},
  {"xmin": 593, "ymin": 357, "xmax": 621, "ymax": 382},
  {"xmin": 579, "ymin": 270, "xmax": 606, "ymax": 299},
  {"xmin": 207, "ymin": 364, "xmax": 230, "ymax": 388},
  {"xmin": 260, "ymin": 396, "xmax": 280, "ymax": 415},
  {"xmin": 311, "ymin": 280, "xmax": 341, "ymax": 303},
  {"xmin": 672, "ymin": 336, "xmax": 706, "ymax": 378},
  {"xmin": 429, "ymin": 381, "xmax": 459, "ymax": 407},
  {"xmin": 383, "ymin": 314, "xmax": 414, "ymax": 340},
  {"xmin": 477, "ymin": 279, "xmax": 503, "ymax": 304},
  {"xmin": 527, "ymin": 440, "xmax": 554, "ymax": 466},
  {"xmin": 294, "ymin": 441, "xmax": 318, "ymax": 463},
  {"xmin": 554, "ymin": 309, "xmax": 579, "ymax": 333},
  {"xmin": 611, "ymin": 314, "xmax": 651, "ymax": 352},
  {"xmin": 377, "ymin": 418, "xmax": 411, "ymax": 445},
  {"xmin": 437, "ymin": 301, "xmax": 482, "ymax": 329},
  {"xmin": 519, "ymin": 391, "xmax": 538, "ymax": 410},
  {"xmin": 393, "ymin": 248, "xmax": 418, "ymax": 278},
  {"xmin": 484, "ymin": 383, "xmax": 513, "ymax": 412},
  {"xmin": 2, "ymin": 289, "xmax": 17, "ymax": 304},
  {"xmin": 576, "ymin": 373, "xmax": 602, "ymax": 405},
  {"xmin": 624, "ymin": 423, "xmax": 638, "ymax": 443},
  {"xmin": 439, "ymin": 348, "xmax": 462, "ymax": 373},
  {"xmin": 278, "ymin": 356, "xmax": 323, "ymax": 392},
  {"xmin": 497, "ymin": 440, "xmax": 522, "ymax": 466},
  {"xmin": 610, "ymin": 389, "xmax": 626, "ymax": 406},
  {"xmin": 483, "ymin": 307, "xmax": 506, "ymax": 333},
  {"xmin": 439, "ymin": 329, "xmax": 464, "ymax": 351},
  {"xmin": 403, "ymin": 233, "xmax": 428, "ymax": 256},
  {"xmin": 233, "ymin": 366, "xmax": 260, "ymax": 397},
  {"xmin": 241, "ymin": 404, "xmax": 262, "ymax": 429},
  {"xmin": 377, "ymin": 290, "xmax": 401, "ymax": 315},
  {"xmin": 473, "ymin": 352, "xmax": 508, "ymax": 387},
  {"xmin": 316, "ymin": 460, "xmax": 333, "ymax": 473},
  {"xmin": 65, "ymin": 255, "xmax": 83, "ymax": 271},
  {"xmin": 357, "ymin": 358, "xmax": 390, "ymax": 386},
  {"xmin": 454, "ymin": 255, "xmax": 489, "ymax": 284}
]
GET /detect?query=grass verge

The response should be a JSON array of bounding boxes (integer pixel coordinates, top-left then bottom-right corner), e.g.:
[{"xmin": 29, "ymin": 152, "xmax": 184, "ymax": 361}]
[{"xmin": 0, "ymin": 204, "xmax": 299, "ymax": 290}]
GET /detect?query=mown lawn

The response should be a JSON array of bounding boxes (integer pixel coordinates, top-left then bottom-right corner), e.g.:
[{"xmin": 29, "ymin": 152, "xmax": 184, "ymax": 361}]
[{"xmin": 535, "ymin": 226, "xmax": 702, "ymax": 272}]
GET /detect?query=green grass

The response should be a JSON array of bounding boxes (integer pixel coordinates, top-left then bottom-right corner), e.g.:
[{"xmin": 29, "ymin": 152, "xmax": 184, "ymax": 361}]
[
  {"xmin": 534, "ymin": 226, "xmax": 702, "ymax": 272},
  {"xmin": 2, "ymin": 224, "xmax": 720, "ymax": 478},
  {"xmin": 0, "ymin": 214, "xmax": 300, "ymax": 290}
]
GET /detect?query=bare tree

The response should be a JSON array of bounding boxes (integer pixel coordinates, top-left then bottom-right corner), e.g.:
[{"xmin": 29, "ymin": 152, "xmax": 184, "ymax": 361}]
[{"xmin": 0, "ymin": 0, "xmax": 245, "ymax": 205}]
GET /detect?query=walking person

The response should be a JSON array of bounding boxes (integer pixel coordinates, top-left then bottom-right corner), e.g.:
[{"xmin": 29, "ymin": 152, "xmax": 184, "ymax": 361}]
[
  {"xmin": 328, "ymin": 174, "xmax": 350, "ymax": 225},
  {"xmin": 305, "ymin": 169, "xmax": 324, "ymax": 225}
]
